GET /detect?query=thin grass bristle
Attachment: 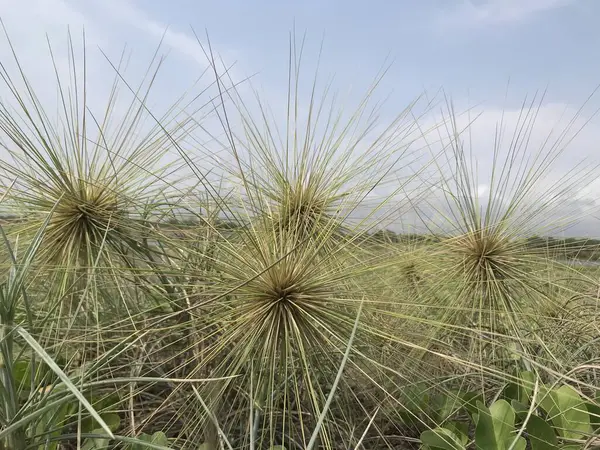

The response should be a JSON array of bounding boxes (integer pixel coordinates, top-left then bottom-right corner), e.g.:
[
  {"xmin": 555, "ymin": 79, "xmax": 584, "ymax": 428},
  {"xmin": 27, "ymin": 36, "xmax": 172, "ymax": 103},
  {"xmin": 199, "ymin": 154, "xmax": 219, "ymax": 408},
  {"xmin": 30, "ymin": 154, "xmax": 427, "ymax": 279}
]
[{"xmin": 0, "ymin": 26, "xmax": 600, "ymax": 450}]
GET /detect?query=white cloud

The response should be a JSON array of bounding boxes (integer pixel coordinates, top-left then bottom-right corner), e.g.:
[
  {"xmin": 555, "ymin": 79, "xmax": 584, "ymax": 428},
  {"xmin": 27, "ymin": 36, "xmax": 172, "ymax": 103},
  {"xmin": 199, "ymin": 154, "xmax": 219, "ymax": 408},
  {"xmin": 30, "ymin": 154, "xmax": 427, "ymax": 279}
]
[
  {"xmin": 92, "ymin": 0, "xmax": 207, "ymax": 66},
  {"xmin": 0, "ymin": 0, "xmax": 598, "ymax": 235},
  {"xmin": 91, "ymin": 0, "xmax": 241, "ymax": 80},
  {"xmin": 476, "ymin": 184, "xmax": 488, "ymax": 196},
  {"xmin": 0, "ymin": 0, "xmax": 233, "ymax": 185},
  {"xmin": 434, "ymin": 0, "xmax": 576, "ymax": 29},
  {"xmin": 407, "ymin": 99, "xmax": 600, "ymax": 235},
  {"xmin": 0, "ymin": 0, "xmax": 243, "ymax": 107},
  {"xmin": 0, "ymin": 0, "xmax": 109, "ymax": 110}
]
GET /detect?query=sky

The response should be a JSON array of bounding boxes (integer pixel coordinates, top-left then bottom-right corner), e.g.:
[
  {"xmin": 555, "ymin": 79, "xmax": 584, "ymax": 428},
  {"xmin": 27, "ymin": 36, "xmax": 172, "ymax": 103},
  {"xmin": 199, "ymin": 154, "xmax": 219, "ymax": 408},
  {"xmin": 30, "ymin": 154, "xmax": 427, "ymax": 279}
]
[{"xmin": 1, "ymin": 0, "xmax": 600, "ymax": 236}]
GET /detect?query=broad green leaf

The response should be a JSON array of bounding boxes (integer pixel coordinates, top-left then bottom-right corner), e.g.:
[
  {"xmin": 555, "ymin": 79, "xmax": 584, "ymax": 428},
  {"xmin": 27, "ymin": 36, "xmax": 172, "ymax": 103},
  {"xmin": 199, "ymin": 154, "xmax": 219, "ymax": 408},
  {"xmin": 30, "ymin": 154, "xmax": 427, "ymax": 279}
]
[
  {"xmin": 511, "ymin": 436, "xmax": 527, "ymax": 450},
  {"xmin": 586, "ymin": 398, "xmax": 600, "ymax": 431},
  {"xmin": 526, "ymin": 415, "xmax": 559, "ymax": 450},
  {"xmin": 435, "ymin": 391, "xmax": 464, "ymax": 423},
  {"xmin": 399, "ymin": 382, "xmax": 430, "ymax": 422},
  {"xmin": 510, "ymin": 399, "xmax": 557, "ymax": 449},
  {"xmin": 34, "ymin": 400, "xmax": 71, "ymax": 450},
  {"xmin": 475, "ymin": 400, "xmax": 525, "ymax": 450},
  {"xmin": 132, "ymin": 431, "xmax": 170, "ymax": 450},
  {"xmin": 511, "ymin": 400, "xmax": 529, "ymax": 419},
  {"xmin": 88, "ymin": 392, "xmax": 122, "ymax": 412},
  {"xmin": 490, "ymin": 400, "xmax": 516, "ymax": 449},
  {"xmin": 462, "ymin": 392, "xmax": 484, "ymax": 421},
  {"xmin": 82, "ymin": 412, "xmax": 120, "ymax": 434},
  {"xmin": 505, "ymin": 371, "xmax": 535, "ymax": 404},
  {"xmin": 12, "ymin": 360, "xmax": 30, "ymax": 387},
  {"xmin": 101, "ymin": 413, "xmax": 120, "ymax": 432},
  {"xmin": 421, "ymin": 427, "xmax": 465, "ymax": 450},
  {"xmin": 445, "ymin": 421, "xmax": 469, "ymax": 445},
  {"xmin": 81, "ymin": 428, "xmax": 110, "ymax": 450},
  {"xmin": 520, "ymin": 372, "xmax": 535, "ymax": 397},
  {"xmin": 538, "ymin": 385, "xmax": 591, "ymax": 439}
]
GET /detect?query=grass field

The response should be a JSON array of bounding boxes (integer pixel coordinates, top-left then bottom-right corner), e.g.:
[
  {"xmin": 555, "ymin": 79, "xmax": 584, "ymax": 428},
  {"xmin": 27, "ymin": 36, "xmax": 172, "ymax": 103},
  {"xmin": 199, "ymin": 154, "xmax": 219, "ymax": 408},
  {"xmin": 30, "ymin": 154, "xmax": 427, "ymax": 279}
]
[{"xmin": 0, "ymin": 34, "xmax": 600, "ymax": 450}]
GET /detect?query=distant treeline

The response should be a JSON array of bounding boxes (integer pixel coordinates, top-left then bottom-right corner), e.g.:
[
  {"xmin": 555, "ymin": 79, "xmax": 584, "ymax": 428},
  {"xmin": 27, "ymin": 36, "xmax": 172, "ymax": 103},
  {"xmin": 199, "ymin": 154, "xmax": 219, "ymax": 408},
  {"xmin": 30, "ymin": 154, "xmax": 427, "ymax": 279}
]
[
  {"xmin": 2, "ymin": 213, "xmax": 600, "ymax": 260},
  {"xmin": 367, "ymin": 229, "xmax": 440, "ymax": 244},
  {"xmin": 524, "ymin": 235, "xmax": 600, "ymax": 261},
  {"xmin": 367, "ymin": 229, "xmax": 600, "ymax": 260}
]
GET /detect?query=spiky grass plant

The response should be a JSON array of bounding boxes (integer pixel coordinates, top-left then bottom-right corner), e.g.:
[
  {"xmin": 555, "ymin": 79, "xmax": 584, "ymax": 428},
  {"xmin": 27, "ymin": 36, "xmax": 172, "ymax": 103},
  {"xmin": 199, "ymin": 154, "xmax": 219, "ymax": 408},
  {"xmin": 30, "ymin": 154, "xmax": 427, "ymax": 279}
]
[
  {"xmin": 0, "ymin": 33, "xmax": 233, "ymax": 399},
  {"xmin": 156, "ymin": 213, "xmax": 406, "ymax": 449},
  {"xmin": 141, "ymin": 36, "xmax": 446, "ymax": 449},
  {"xmin": 0, "ymin": 30, "xmax": 211, "ymax": 274},
  {"xmin": 416, "ymin": 95, "xmax": 599, "ymax": 377},
  {"xmin": 0, "ymin": 216, "xmax": 233, "ymax": 449},
  {"xmin": 5, "ymin": 23, "xmax": 600, "ymax": 449},
  {"xmin": 210, "ymin": 38, "xmax": 434, "ymax": 257},
  {"xmin": 530, "ymin": 263, "xmax": 600, "ymax": 370},
  {"xmin": 0, "ymin": 29, "xmax": 240, "ymax": 449}
]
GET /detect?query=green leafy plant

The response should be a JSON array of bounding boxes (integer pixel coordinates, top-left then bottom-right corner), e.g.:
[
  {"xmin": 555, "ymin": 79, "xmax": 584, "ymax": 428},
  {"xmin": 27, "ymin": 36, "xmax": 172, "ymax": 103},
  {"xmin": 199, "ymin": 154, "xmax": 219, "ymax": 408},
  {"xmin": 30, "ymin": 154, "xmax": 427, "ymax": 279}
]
[{"xmin": 420, "ymin": 372, "xmax": 600, "ymax": 450}]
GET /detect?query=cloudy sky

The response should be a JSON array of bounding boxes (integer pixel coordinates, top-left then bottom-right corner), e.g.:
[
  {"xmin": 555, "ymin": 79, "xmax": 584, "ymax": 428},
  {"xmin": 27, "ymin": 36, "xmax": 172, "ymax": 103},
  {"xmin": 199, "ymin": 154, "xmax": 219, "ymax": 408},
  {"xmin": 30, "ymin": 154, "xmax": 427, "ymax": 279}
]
[{"xmin": 1, "ymin": 0, "xmax": 600, "ymax": 236}]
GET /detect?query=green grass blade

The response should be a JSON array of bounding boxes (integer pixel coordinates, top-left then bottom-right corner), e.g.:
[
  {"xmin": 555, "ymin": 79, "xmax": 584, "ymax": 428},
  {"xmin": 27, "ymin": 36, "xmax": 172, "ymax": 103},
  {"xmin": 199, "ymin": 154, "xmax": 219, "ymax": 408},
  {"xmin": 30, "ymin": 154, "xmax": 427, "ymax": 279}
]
[
  {"xmin": 306, "ymin": 300, "xmax": 364, "ymax": 450},
  {"xmin": 15, "ymin": 326, "xmax": 115, "ymax": 440}
]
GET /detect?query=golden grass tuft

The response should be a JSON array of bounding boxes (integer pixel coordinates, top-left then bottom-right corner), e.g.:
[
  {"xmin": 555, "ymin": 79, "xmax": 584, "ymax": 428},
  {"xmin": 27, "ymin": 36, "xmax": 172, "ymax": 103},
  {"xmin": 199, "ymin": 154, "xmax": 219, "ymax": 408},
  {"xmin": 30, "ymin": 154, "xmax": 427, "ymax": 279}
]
[
  {"xmin": 176, "ymin": 220, "xmax": 368, "ymax": 447},
  {"xmin": 413, "ymin": 96, "xmax": 600, "ymax": 376},
  {"xmin": 20, "ymin": 175, "xmax": 129, "ymax": 265},
  {"xmin": 2, "ymin": 28, "xmax": 600, "ymax": 450},
  {"xmin": 0, "ymin": 32, "xmax": 212, "ymax": 271}
]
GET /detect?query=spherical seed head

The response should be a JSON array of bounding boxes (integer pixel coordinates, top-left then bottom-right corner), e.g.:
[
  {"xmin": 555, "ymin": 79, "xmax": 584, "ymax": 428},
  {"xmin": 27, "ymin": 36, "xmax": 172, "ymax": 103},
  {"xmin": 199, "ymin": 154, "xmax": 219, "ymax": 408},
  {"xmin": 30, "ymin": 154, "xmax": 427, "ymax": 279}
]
[
  {"xmin": 272, "ymin": 180, "xmax": 336, "ymax": 234},
  {"xmin": 250, "ymin": 258, "xmax": 332, "ymax": 327},
  {"xmin": 11, "ymin": 173, "xmax": 136, "ymax": 268},
  {"xmin": 192, "ymin": 226, "xmax": 363, "ymax": 440},
  {"xmin": 452, "ymin": 227, "xmax": 517, "ymax": 283},
  {"xmin": 228, "ymin": 238, "xmax": 337, "ymax": 342},
  {"xmin": 45, "ymin": 179, "xmax": 127, "ymax": 262}
]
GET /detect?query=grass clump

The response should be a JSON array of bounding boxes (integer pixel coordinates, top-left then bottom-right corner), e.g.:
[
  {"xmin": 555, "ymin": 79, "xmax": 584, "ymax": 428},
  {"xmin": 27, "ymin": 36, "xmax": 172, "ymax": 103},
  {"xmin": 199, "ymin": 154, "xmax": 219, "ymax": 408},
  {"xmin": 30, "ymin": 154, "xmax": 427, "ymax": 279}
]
[
  {"xmin": 412, "ymin": 97, "xmax": 599, "ymax": 379},
  {"xmin": 0, "ymin": 29, "xmax": 600, "ymax": 450},
  {"xmin": 0, "ymin": 32, "xmax": 205, "ymax": 273},
  {"xmin": 156, "ymin": 41, "xmax": 436, "ymax": 447}
]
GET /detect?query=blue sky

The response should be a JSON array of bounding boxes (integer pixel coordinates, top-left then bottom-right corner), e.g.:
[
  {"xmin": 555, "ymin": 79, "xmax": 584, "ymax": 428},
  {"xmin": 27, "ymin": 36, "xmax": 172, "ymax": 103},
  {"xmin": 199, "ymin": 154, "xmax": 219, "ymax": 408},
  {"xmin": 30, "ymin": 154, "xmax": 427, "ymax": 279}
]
[
  {"xmin": 108, "ymin": 0, "xmax": 600, "ymax": 106},
  {"xmin": 5, "ymin": 0, "xmax": 600, "ymax": 108},
  {"xmin": 2, "ymin": 0, "xmax": 600, "ymax": 235}
]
